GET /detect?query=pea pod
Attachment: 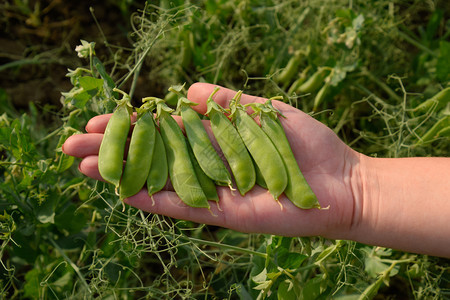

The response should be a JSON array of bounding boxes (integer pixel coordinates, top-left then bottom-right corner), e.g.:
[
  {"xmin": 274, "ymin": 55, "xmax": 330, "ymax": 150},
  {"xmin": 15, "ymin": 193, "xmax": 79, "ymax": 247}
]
[
  {"xmin": 146, "ymin": 128, "xmax": 168, "ymax": 199},
  {"xmin": 255, "ymin": 100, "xmax": 320, "ymax": 209},
  {"xmin": 287, "ymin": 66, "xmax": 311, "ymax": 95},
  {"xmin": 414, "ymin": 87, "xmax": 450, "ymax": 113},
  {"xmin": 436, "ymin": 125, "xmax": 450, "ymax": 138},
  {"xmin": 296, "ymin": 67, "xmax": 329, "ymax": 94},
  {"xmin": 164, "ymin": 90, "xmax": 179, "ymax": 107},
  {"xmin": 313, "ymin": 81, "xmax": 331, "ymax": 111},
  {"xmin": 206, "ymin": 88, "xmax": 256, "ymax": 196},
  {"xmin": 180, "ymin": 30, "xmax": 194, "ymax": 69},
  {"xmin": 275, "ymin": 50, "xmax": 303, "ymax": 85},
  {"xmin": 177, "ymin": 96, "xmax": 232, "ymax": 188},
  {"xmin": 154, "ymin": 98, "xmax": 209, "ymax": 209},
  {"xmin": 254, "ymin": 158, "xmax": 267, "ymax": 189},
  {"xmin": 231, "ymin": 91, "xmax": 288, "ymax": 201},
  {"xmin": 186, "ymin": 141, "xmax": 219, "ymax": 202},
  {"xmin": 98, "ymin": 92, "xmax": 132, "ymax": 188},
  {"xmin": 416, "ymin": 115, "xmax": 450, "ymax": 145},
  {"xmin": 119, "ymin": 104, "xmax": 157, "ymax": 199}
]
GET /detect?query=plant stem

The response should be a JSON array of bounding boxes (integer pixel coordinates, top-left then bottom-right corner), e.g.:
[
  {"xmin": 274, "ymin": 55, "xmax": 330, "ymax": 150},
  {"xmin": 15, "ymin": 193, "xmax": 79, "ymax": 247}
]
[
  {"xmin": 48, "ymin": 237, "xmax": 92, "ymax": 294},
  {"xmin": 361, "ymin": 68, "xmax": 402, "ymax": 102},
  {"xmin": 396, "ymin": 30, "xmax": 436, "ymax": 57},
  {"xmin": 186, "ymin": 237, "xmax": 267, "ymax": 259}
]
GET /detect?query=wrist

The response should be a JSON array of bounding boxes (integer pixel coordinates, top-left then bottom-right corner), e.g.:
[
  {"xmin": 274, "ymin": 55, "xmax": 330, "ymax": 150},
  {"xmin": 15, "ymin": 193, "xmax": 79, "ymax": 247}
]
[
  {"xmin": 339, "ymin": 153, "xmax": 388, "ymax": 248},
  {"xmin": 344, "ymin": 155, "xmax": 450, "ymax": 257},
  {"xmin": 322, "ymin": 148, "xmax": 366, "ymax": 240},
  {"xmin": 344, "ymin": 153, "xmax": 376, "ymax": 239}
]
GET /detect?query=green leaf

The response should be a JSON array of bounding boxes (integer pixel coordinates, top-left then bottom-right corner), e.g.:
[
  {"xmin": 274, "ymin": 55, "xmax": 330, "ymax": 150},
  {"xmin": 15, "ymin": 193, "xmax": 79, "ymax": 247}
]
[
  {"xmin": 329, "ymin": 62, "xmax": 358, "ymax": 86},
  {"xmin": 78, "ymin": 76, "xmax": 104, "ymax": 91},
  {"xmin": 253, "ymin": 280, "xmax": 272, "ymax": 291},
  {"xmin": 56, "ymin": 153, "xmax": 75, "ymax": 173},
  {"xmin": 300, "ymin": 277, "xmax": 323, "ymax": 300},
  {"xmin": 63, "ymin": 76, "xmax": 104, "ymax": 109},
  {"xmin": 315, "ymin": 240, "xmax": 344, "ymax": 265},
  {"xmin": 17, "ymin": 168, "xmax": 34, "ymax": 191},
  {"xmin": 62, "ymin": 87, "xmax": 92, "ymax": 109},
  {"xmin": 277, "ymin": 279, "xmax": 300, "ymax": 300},
  {"xmin": 425, "ymin": 9, "xmax": 443, "ymax": 41},
  {"xmin": 10, "ymin": 230, "xmax": 38, "ymax": 264},
  {"xmin": 51, "ymin": 271, "xmax": 73, "ymax": 289},
  {"xmin": 35, "ymin": 190, "xmax": 58, "ymax": 224},
  {"xmin": 0, "ymin": 125, "xmax": 12, "ymax": 145},
  {"xmin": 252, "ymin": 267, "xmax": 268, "ymax": 284},
  {"xmin": 93, "ymin": 56, "xmax": 117, "ymax": 99},
  {"xmin": 23, "ymin": 268, "xmax": 42, "ymax": 298},
  {"xmin": 364, "ymin": 256, "xmax": 390, "ymax": 278},
  {"xmin": 352, "ymin": 14, "xmax": 365, "ymax": 31},
  {"xmin": 358, "ymin": 277, "xmax": 384, "ymax": 300},
  {"xmin": 236, "ymin": 283, "xmax": 254, "ymax": 300},
  {"xmin": 104, "ymin": 261, "xmax": 122, "ymax": 283},
  {"xmin": 436, "ymin": 41, "xmax": 450, "ymax": 82},
  {"xmin": 335, "ymin": 8, "xmax": 356, "ymax": 22},
  {"xmin": 54, "ymin": 203, "xmax": 88, "ymax": 234},
  {"xmin": 275, "ymin": 247, "xmax": 307, "ymax": 270}
]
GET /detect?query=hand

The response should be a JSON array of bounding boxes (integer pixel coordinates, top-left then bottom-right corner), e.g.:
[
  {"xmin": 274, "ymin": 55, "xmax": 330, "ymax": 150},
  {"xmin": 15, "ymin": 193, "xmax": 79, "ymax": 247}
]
[{"xmin": 62, "ymin": 82, "xmax": 361, "ymax": 239}]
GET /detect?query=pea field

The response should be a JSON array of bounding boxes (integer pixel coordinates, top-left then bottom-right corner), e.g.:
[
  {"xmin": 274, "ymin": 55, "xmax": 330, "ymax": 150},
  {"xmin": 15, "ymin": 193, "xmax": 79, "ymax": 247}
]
[{"xmin": 1, "ymin": 0, "xmax": 449, "ymax": 299}]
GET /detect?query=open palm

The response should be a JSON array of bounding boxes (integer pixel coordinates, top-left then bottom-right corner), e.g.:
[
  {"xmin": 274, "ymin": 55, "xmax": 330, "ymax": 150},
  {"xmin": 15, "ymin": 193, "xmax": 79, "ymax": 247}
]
[{"xmin": 63, "ymin": 83, "xmax": 360, "ymax": 239}]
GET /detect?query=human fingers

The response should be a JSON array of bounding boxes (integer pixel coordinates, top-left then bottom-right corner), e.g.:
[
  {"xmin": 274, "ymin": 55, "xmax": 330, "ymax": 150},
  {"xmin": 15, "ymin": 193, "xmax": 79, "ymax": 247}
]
[
  {"xmin": 188, "ymin": 83, "xmax": 336, "ymax": 173},
  {"xmin": 62, "ymin": 133, "xmax": 103, "ymax": 158},
  {"xmin": 86, "ymin": 83, "xmax": 263, "ymax": 133},
  {"xmin": 77, "ymin": 155, "xmax": 104, "ymax": 182},
  {"xmin": 85, "ymin": 112, "xmax": 138, "ymax": 133},
  {"xmin": 76, "ymin": 153, "xmax": 175, "ymax": 191},
  {"xmin": 187, "ymin": 82, "xmax": 267, "ymax": 114},
  {"xmin": 123, "ymin": 186, "xmax": 329, "ymax": 237},
  {"xmin": 85, "ymin": 111, "xmax": 188, "ymax": 135},
  {"xmin": 62, "ymin": 132, "xmax": 136, "ymax": 165}
]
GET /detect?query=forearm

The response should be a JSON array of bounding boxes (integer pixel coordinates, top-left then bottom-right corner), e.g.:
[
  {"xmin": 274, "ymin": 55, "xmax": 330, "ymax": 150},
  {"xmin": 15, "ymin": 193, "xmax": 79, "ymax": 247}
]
[{"xmin": 349, "ymin": 155, "xmax": 450, "ymax": 258}]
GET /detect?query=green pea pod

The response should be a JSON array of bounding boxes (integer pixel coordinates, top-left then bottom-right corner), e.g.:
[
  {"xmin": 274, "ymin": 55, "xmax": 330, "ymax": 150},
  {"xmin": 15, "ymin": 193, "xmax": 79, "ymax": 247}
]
[
  {"xmin": 287, "ymin": 76, "xmax": 307, "ymax": 96},
  {"xmin": 258, "ymin": 101, "xmax": 320, "ymax": 209},
  {"xmin": 98, "ymin": 95, "xmax": 132, "ymax": 188},
  {"xmin": 416, "ymin": 115, "xmax": 450, "ymax": 145},
  {"xmin": 180, "ymin": 30, "xmax": 194, "ymax": 69},
  {"xmin": 206, "ymin": 88, "xmax": 256, "ymax": 196},
  {"xmin": 254, "ymin": 158, "xmax": 267, "ymax": 189},
  {"xmin": 296, "ymin": 68, "xmax": 329, "ymax": 94},
  {"xmin": 147, "ymin": 129, "xmax": 168, "ymax": 198},
  {"xmin": 231, "ymin": 91, "xmax": 288, "ymax": 201},
  {"xmin": 155, "ymin": 98, "xmax": 209, "ymax": 209},
  {"xmin": 313, "ymin": 82, "xmax": 331, "ymax": 111},
  {"xmin": 164, "ymin": 90, "xmax": 179, "ymax": 107},
  {"xmin": 436, "ymin": 125, "xmax": 450, "ymax": 138},
  {"xmin": 414, "ymin": 87, "xmax": 450, "ymax": 113},
  {"xmin": 275, "ymin": 50, "xmax": 303, "ymax": 85},
  {"xmin": 287, "ymin": 66, "xmax": 311, "ymax": 95},
  {"xmin": 178, "ymin": 97, "xmax": 232, "ymax": 188},
  {"xmin": 186, "ymin": 141, "xmax": 219, "ymax": 202},
  {"xmin": 119, "ymin": 108, "xmax": 156, "ymax": 200}
]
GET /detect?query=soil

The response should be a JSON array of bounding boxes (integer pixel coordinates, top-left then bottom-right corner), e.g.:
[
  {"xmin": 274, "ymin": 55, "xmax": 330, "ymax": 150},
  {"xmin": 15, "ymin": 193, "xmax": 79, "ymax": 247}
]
[{"xmin": 0, "ymin": 0, "xmax": 136, "ymax": 111}]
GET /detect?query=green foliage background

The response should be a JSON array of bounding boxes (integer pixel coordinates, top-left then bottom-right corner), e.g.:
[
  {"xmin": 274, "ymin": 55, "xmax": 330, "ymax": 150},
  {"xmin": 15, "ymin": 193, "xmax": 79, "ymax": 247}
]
[{"xmin": 1, "ymin": 0, "xmax": 449, "ymax": 299}]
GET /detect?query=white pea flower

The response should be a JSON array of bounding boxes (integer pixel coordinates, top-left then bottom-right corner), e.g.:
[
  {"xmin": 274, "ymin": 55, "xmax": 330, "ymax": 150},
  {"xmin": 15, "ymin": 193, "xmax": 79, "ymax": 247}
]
[{"xmin": 75, "ymin": 40, "xmax": 96, "ymax": 58}]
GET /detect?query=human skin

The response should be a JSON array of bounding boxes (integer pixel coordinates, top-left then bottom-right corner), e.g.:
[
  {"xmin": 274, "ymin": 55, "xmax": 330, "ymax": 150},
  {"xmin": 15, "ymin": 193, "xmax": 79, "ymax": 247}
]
[{"xmin": 62, "ymin": 82, "xmax": 450, "ymax": 258}]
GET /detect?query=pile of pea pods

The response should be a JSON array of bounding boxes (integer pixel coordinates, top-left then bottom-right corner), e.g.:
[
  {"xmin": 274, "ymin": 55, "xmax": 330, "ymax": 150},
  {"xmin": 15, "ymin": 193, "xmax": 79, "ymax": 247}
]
[{"xmin": 98, "ymin": 87, "xmax": 320, "ymax": 210}]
